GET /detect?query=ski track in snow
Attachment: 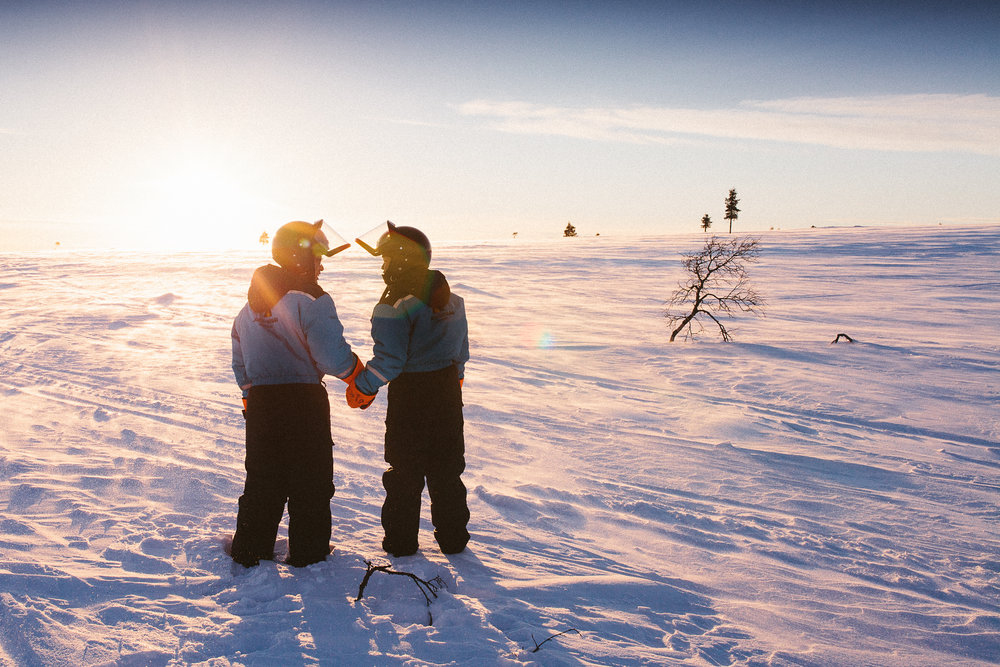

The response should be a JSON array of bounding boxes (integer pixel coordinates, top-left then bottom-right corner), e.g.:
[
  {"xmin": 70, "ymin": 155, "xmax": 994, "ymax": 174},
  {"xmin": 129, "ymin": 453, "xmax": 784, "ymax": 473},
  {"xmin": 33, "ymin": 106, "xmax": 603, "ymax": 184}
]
[{"xmin": 0, "ymin": 225, "xmax": 998, "ymax": 665}]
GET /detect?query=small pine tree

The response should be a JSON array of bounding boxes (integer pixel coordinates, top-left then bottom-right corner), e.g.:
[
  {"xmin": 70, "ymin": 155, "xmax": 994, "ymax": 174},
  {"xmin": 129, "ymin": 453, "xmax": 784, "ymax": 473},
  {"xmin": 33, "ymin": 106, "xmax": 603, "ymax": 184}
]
[
  {"xmin": 724, "ymin": 189, "xmax": 740, "ymax": 234},
  {"xmin": 701, "ymin": 214, "xmax": 712, "ymax": 232},
  {"xmin": 259, "ymin": 231, "xmax": 270, "ymax": 245},
  {"xmin": 563, "ymin": 222, "xmax": 577, "ymax": 237}
]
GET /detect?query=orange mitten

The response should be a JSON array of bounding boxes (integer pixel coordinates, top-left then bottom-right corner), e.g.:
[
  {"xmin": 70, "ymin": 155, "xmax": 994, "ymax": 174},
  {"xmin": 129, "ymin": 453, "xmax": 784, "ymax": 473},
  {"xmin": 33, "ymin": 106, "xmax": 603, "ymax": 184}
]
[{"xmin": 346, "ymin": 384, "xmax": 376, "ymax": 410}]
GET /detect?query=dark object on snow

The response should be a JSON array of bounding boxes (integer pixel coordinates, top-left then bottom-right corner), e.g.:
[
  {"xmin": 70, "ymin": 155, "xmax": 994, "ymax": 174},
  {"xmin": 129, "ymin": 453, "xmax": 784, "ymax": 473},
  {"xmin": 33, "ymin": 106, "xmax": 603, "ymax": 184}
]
[
  {"xmin": 831, "ymin": 333, "xmax": 855, "ymax": 343},
  {"xmin": 531, "ymin": 628, "xmax": 582, "ymax": 653},
  {"xmin": 356, "ymin": 560, "xmax": 447, "ymax": 625},
  {"xmin": 665, "ymin": 235, "xmax": 764, "ymax": 342}
]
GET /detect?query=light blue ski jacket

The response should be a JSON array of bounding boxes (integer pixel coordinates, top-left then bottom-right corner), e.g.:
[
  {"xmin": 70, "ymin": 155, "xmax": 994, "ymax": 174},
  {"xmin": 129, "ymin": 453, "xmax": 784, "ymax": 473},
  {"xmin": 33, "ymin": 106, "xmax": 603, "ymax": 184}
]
[
  {"xmin": 354, "ymin": 269, "xmax": 469, "ymax": 396},
  {"xmin": 232, "ymin": 264, "xmax": 356, "ymax": 395}
]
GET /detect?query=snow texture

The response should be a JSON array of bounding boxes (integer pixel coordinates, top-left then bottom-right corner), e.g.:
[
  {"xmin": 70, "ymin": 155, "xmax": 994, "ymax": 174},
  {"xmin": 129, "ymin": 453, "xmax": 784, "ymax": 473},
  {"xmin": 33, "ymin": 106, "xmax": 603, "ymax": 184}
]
[{"xmin": 1, "ymin": 224, "xmax": 998, "ymax": 665}]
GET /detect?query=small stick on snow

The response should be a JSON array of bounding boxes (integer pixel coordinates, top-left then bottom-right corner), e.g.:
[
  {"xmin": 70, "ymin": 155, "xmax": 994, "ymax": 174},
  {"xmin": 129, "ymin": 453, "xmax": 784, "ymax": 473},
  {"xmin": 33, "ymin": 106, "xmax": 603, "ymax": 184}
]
[{"xmin": 530, "ymin": 628, "xmax": 582, "ymax": 653}]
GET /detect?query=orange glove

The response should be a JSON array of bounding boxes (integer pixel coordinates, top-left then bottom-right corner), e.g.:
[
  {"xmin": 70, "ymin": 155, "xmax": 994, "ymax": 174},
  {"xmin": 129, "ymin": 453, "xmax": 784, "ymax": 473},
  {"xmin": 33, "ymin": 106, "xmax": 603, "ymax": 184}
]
[
  {"xmin": 346, "ymin": 383, "xmax": 377, "ymax": 410},
  {"xmin": 340, "ymin": 354, "xmax": 364, "ymax": 385}
]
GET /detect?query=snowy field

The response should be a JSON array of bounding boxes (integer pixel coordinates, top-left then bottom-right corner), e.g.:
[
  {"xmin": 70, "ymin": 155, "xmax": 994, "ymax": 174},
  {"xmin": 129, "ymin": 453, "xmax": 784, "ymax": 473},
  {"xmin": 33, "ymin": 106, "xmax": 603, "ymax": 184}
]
[{"xmin": 1, "ymin": 223, "xmax": 998, "ymax": 666}]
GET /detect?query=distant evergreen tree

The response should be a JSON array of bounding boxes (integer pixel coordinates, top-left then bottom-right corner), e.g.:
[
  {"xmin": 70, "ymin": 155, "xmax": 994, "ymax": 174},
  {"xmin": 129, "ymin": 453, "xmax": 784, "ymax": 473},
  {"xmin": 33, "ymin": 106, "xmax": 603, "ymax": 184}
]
[
  {"xmin": 701, "ymin": 214, "xmax": 712, "ymax": 232},
  {"xmin": 259, "ymin": 232, "xmax": 270, "ymax": 245},
  {"xmin": 724, "ymin": 189, "xmax": 740, "ymax": 234},
  {"xmin": 563, "ymin": 222, "xmax": 577, "ymax": 237}
]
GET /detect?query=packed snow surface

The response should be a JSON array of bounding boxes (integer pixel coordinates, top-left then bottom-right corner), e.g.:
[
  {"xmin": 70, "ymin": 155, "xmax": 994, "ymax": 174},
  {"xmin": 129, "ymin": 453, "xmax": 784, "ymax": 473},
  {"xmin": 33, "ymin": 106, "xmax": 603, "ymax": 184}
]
[{"xmin": 1, "ymin": 224, "xmax": 998, "ymax": 665}]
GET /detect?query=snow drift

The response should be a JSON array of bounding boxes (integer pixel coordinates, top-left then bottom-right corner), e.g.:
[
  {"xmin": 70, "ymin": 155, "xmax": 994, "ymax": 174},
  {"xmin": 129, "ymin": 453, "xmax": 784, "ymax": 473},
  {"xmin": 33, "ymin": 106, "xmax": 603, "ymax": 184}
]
[{"xmin": 1, "ymin": 224, "xmax": 998, "ymax": 665}]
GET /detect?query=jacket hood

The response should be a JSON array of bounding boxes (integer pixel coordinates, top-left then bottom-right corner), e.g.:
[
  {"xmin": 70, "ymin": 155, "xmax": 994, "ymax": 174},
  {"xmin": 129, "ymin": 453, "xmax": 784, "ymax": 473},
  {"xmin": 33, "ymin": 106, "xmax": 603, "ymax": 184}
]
[
  {"xmin": 247, "ymin": 264, "xmax": 325, "ymax": 315},
  {"xmin": 385, "ymin": 267, "xmax": 451, "ymax": 312},
  {"xmin": 424, "ymin": 270, "xmax": 451, "ymax": 312}
]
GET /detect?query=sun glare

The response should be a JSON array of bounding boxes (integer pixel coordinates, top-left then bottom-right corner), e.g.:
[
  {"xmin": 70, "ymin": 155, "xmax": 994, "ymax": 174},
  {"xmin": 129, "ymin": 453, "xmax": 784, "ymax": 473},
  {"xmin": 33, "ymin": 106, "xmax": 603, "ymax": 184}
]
[{"xmin": 136, "ymin": 149, "xmax": 268, "ymax": 251}]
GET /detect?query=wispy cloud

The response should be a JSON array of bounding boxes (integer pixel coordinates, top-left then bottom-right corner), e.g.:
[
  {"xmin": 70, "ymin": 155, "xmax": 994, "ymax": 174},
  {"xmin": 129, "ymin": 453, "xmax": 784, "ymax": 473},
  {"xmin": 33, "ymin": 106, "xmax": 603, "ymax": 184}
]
[
  {"xmin": 457, "ymin": 94, "xmax": 1000, "ymax": 155},
  {"xmin": 384, "ymin": 117, "xmax": 450, "ymax": 129}
]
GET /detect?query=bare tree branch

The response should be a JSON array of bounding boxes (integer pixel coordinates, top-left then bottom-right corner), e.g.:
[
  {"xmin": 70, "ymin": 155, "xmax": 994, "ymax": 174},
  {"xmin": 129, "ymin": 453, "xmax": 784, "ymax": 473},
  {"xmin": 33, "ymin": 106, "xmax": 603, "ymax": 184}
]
[
  {"xmin": 356, "ymin": 560, "xmax": 447, "ymax": 626},
  {"xmin": 665, "ymin": 235, "xmax": 765, "ymax": 342},
  {"xmin": 530, "ymin": 628, "xmax": 582, "ymax": 653}
]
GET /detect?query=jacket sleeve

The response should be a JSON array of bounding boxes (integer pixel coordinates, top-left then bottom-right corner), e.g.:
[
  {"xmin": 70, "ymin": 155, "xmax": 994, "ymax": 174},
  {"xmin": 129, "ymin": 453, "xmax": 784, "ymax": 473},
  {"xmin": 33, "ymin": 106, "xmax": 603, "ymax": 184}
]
[
  {"xmin": 457, "ymin": 328, "xmax": 469, "ymax": 381},
  {"xmin": 231, "ymin": 310, "xmax": 251, "ymax": 394},
  {"xmin": 301, "ymin": 294, "xmax": 357, "ymax": 380},
  {"xmin": 354, "ymin": 300, "xmax": 414, "ymax": 395}
]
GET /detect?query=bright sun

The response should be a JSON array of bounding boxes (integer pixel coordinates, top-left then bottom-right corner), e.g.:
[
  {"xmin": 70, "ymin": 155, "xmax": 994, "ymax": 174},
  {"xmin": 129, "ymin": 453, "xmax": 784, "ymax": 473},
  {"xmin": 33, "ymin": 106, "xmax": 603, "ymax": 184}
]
[{"xmin": 136, "ymin": 148, "xmax": 269, "ymax": 251}]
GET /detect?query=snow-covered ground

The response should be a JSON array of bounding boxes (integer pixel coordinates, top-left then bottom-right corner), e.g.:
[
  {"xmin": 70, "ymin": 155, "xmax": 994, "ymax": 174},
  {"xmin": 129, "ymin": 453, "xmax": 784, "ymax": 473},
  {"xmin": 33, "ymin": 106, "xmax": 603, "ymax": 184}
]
[{"xmin": 1, "ymin": 223, "xmax": 998, "ymax": 666}]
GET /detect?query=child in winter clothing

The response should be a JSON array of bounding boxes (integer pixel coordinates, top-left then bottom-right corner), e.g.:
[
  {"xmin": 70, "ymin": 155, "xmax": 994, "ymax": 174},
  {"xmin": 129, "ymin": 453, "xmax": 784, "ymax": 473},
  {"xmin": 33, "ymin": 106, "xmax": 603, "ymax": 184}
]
[
  {"xmin": 347, "ymin": 222, "xmax": 471, "ymax": 557},
  {"xmin": 230, "ymin": 220, "xmax": 361, "ymax": 567}
]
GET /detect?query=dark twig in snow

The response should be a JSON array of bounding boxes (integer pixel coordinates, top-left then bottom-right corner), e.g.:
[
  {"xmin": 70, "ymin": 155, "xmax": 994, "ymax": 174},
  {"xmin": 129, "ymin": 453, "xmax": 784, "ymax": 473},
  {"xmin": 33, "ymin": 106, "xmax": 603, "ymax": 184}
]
[
  {"xmin": 355, "ymin": 560, "xmax": 447, "ymax": 626},
  {"xmin": 530, "ymin": 628, "xmax": 582, "ymax": 652}
]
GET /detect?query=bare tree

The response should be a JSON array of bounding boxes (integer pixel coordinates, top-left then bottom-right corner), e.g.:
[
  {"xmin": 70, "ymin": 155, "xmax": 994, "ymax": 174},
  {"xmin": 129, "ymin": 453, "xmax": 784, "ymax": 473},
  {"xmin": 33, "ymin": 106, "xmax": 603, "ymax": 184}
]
[{"xmin": 665, "ymin": 235, "xmax": 764, "ymax": 342}]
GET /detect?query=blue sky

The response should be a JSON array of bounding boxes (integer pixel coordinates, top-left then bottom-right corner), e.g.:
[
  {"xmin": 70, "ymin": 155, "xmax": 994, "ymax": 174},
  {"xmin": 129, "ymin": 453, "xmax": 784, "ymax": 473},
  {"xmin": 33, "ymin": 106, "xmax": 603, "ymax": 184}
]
[{"xmin": 1, "ymin": 1, "xmax": 998, "ymax": 251}]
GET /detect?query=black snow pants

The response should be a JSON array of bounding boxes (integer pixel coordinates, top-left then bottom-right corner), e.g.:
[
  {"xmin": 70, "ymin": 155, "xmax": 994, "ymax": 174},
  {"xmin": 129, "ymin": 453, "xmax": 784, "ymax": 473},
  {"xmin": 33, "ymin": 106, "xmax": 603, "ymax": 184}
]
[
  {"xmin": 381, "ymin": 365, "xmax": 470, "ymax": 556},
  {"xmin": 230, "ymin": 383, "xmax": 335, "ymax": 567}
]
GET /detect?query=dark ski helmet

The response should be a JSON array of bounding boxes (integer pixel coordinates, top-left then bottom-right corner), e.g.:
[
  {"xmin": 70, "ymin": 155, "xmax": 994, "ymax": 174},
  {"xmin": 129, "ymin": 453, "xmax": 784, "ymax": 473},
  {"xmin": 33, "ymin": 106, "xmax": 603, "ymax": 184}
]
[
  {"xmin": 358, "ymin": 221, "xmax": 431, "ymax": 283},
  {"xmin": 377, "ymin": 222, "xmax": 431, "ymax": 262},
  {"xmin": 271, "ymin": 220, "xmax": 348, "ymax": 274}
]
